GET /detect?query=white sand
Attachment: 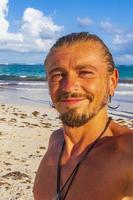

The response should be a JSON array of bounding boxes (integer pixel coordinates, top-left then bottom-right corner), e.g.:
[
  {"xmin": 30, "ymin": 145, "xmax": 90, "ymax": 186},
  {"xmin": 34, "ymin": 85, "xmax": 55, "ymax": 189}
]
[{"xmin": 0, "ymin": 104, "xmax": 61, "ymax": 200}]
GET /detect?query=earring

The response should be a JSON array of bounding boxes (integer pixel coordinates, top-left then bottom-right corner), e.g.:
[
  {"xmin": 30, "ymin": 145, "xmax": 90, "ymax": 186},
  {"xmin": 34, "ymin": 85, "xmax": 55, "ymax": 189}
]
[
  {"xmin": 108, "ymin": 95, "xmax": 119, "ymax": 109},
  {"xmin": 109, "ymin": 95, "xmax": 112, "ymax": 103},
  {"xmin": 49, "ymin": 101, "xmax": 55, "ymax": 108}
]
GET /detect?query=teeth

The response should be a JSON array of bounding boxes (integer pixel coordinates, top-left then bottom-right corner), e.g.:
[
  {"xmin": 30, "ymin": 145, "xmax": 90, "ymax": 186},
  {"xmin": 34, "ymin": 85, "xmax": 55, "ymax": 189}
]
[{"xmin": 62, "ymin": 99, "xmax": 83, "ymax": 101}]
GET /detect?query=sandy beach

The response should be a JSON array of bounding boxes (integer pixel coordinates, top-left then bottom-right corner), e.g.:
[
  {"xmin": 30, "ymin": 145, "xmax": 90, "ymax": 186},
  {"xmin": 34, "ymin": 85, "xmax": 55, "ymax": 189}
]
[
  {"xmin": 0, "ymin": 103, "xmax": 133, "ymax": 200},
  {"xmin": 0, "ymin": 103, "xmax": 61, "ymax": 200}
]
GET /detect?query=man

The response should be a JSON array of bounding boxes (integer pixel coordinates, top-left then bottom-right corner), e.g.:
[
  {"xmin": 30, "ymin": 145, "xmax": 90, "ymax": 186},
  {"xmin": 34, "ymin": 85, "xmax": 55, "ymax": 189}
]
[{"xmin": 34, "ymin": 32, "xmax": 133, "ymax": 200}]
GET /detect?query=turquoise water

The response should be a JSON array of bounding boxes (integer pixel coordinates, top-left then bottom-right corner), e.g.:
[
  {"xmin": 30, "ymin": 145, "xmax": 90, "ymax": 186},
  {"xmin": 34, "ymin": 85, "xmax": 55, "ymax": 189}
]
[
  {"xmin": 0, "ymin": 64, "xmax": 45, "ymax": 81},
  {"xmin": 0, "ymin": 64, "xmax": 132, "ymax": 82},
  {"xmin": 117, "ymin": 65, "xmax": 133, "ymax": 81}
]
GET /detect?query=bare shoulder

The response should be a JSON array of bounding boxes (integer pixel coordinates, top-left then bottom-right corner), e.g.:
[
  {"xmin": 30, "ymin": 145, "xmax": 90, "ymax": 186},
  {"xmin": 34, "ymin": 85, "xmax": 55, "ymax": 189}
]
[
  {"xmin": 47, "ymin": 128, "xmax": 64, "ymax": 150},
  {"xmin": 110, "ymin": 119, "xmax": 133, "ymax": 136},
  {"xmin": 114, "ymin": 133, "xmax": 133, "ymax": 180},
  {"xmin": 116, "ymin": 133, "xmax": 133, "ymax": 152},
  {"xmin": 35, "ymin": 128, "xmax": 63, "ymax": 171},
  {"xmin": 110, "ymin": 119, "xmax": 133, "ymax": 151},
  {"xmin": 33, "ymin": 129, "xmax": 63, "ymax": 196},
  {"xmin": 114, "ymin": 133, "xmax": 133, "ymax": 196}
]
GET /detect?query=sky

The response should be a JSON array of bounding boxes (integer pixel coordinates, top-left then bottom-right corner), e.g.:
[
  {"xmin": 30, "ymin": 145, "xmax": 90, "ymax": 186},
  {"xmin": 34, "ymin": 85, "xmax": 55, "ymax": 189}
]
[{"xmin": 0, "ymin": 0, "xmax": 133, "ymax": 64}]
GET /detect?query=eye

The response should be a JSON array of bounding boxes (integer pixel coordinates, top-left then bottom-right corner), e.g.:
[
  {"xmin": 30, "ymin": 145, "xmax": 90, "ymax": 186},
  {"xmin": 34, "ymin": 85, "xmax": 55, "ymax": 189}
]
[
  {"xmin": 79, "ymin": 70, "xmax": 94, "ymax": 77},
  {"xmin": 50, "ymin": 72, "xmax": 63, "ymax": 82}
]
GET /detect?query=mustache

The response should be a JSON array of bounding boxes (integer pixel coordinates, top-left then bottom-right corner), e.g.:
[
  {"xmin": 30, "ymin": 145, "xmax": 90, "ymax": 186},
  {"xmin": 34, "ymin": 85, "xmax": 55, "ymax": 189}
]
[{"xmin": 56, "ymin": 92, "xmax": 94, "ymax": 102}]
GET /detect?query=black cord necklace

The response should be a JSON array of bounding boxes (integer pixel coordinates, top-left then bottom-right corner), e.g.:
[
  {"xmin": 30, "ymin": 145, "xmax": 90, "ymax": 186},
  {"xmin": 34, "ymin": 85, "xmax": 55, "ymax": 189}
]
[{"xmin": 53, "ymin": 117, "xmax": 111, "ymax": 200}]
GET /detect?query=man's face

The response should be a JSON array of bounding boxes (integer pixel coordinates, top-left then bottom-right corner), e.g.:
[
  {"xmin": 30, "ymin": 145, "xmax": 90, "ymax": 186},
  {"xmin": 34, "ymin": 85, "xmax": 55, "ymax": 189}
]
[{"xmin": 46, "ymin": 41, "xmax": 115, "ymax": 127}]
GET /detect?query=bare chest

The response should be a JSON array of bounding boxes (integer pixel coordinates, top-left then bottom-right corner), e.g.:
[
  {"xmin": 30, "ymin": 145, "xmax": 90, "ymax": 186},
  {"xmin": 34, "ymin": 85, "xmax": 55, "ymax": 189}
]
[
  {"xmin": 35, "ymin": 136, "xmax": 133, "ymax": 200},
  {"xmin": 36, "ymin": 151, "xmax": 129, "ymax": 200},
  {"xmin": 58, "ymin": 157, "xmax": 125, "ymax": 200}
]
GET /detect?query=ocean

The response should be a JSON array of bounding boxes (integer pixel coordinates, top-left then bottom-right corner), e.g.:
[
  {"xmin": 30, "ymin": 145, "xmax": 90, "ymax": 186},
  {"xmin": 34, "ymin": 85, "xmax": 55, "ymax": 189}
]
[
  {"xmin": 0, "ymin": 64, "xmax": 132, "ymax": 82},
  {"xmin": 0, "ymin": 64, "xmax": 132, "ymax": 119}
]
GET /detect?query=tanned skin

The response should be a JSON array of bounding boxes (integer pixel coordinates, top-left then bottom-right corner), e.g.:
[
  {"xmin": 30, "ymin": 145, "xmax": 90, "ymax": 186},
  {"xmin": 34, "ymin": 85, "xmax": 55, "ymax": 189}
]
[{"xmin": 33, "ymin": 40, "xmax": 133, "ymax": 200}]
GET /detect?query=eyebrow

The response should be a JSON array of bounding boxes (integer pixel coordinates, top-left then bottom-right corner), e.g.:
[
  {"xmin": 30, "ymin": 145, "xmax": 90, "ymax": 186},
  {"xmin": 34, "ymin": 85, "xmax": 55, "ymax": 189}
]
[
  {"xmin": 48, "ymin": 64, "xmax": 98, "ymax": 75},
  {"xmin": 75, "ymin": 64, "xmax": 98, "ymax": 71},
  {"xmin": 48, "ymin": 67, "xmax": 66, "ymax": 75}
]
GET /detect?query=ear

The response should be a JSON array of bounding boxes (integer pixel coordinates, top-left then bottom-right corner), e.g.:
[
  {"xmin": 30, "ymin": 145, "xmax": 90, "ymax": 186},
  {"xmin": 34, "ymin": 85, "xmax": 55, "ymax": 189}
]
[{"xmin": 109, "ymin": 68, "xmax": 119, "ymax": 96}]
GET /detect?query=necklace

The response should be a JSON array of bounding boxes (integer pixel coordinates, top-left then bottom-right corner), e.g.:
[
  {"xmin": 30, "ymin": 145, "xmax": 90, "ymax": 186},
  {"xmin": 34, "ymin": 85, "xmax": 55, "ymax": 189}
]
[{"xmin": 53, "ymin": 117, "xmax": 111, "ymax": 200}]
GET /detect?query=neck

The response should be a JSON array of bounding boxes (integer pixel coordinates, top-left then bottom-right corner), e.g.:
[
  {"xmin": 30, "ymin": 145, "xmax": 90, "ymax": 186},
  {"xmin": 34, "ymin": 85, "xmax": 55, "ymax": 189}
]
[{"xmin": 62, "ymin": 108, "xmax": 112, "ymax": 159}]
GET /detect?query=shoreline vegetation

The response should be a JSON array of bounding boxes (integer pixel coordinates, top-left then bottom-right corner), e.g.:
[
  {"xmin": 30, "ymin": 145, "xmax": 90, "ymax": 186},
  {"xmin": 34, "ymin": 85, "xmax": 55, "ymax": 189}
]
[{"xmin": 0, "ymin": 103, "xmax": 133, "ymax": 199}]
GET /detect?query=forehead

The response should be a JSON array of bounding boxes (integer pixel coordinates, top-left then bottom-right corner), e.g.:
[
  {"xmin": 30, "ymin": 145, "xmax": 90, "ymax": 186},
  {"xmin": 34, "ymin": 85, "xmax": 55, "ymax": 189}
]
[{"xmin": 46, "ymin": 41, "xmax": 107, "ymax": 71}]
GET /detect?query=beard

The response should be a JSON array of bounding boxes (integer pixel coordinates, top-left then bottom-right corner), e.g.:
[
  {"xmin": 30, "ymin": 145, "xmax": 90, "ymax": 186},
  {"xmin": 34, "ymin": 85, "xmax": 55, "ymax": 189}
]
[
  {"xmin": 60, "ymin": 108, "xmax": 91, "ymax": 128},
  {"xmin": 57, "ymin": 89, "xmax": 109, "ymax": 128}
]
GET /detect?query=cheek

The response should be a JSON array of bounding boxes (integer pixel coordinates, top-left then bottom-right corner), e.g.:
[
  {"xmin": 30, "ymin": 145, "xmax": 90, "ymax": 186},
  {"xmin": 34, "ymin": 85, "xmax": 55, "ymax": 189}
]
[
  {"xmin": 82, "ymin": 80, "xmax": 99, "ymax": 94},
  {"xmin": 83, "ymin": 78, "xmax": 108, "ymax": 98},
  {"xmin": 48, "ymin": 81, "xmax": 60, "ymax": 101}
]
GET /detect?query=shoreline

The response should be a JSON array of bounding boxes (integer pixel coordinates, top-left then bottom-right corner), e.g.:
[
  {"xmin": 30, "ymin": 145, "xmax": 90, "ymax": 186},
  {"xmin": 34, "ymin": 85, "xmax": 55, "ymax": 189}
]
[
  {"xmin": 0, "ymin": 103, "xmax": 132, "ymax": 199},
  {"xmin": 0, "ymin": 80, "xmax": 132, "ymax": 118}
]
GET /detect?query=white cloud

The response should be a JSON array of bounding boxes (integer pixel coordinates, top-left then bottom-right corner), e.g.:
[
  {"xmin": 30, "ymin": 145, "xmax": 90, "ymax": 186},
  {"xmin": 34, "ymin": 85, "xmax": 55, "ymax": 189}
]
[
  {"xmin": 115, "ymin": 54, "xmax": 133, "ymax": 65},
  {"xmin": 77, "ymin": 17, "xmax": 93, "ymax": 27},
  {"xmin": 21, "ymin": 8, "xmax": 62, "ymax": 38},
  {"xmin": 99, "ymin": 20, "xmax": 133, "ymax": 63},
  {"xmin": 112, "ymin": 31, "xmax": 133, "ymax": 64},
  {"xmin": 100, "ymin": 21, "xmax": 121, "ymax": 34},
  {"xmin": 112, "ymin": 33, "xmax": 133, "ymax": 55},
  {"xmin": 0, "ymin": 1, "xmax": 63, "ymax": 53},
  {"xmin": 0, "ymin": 0, "xmax": 9, "ymax": 36},
  {"xmin": 0, "ymin": 0, "xmax": 8, "ymax": 16},
  {"xmin": 113, "ymin": 33, "xmax": 133, "ymax": 45}
]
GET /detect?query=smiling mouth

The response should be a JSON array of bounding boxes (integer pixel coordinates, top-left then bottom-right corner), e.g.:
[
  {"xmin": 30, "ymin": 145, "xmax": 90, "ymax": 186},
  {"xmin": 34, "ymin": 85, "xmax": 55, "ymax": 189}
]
[{"xmin": 61, "ymin": 98, "xmax": 85, "ymax": 104}]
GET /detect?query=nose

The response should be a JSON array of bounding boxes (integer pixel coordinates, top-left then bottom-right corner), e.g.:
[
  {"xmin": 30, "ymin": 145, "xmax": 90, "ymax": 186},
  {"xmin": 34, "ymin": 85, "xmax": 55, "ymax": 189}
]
[{"xmin": 61, "ymin": 74, "xmax": 79, "ymax": 92}]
